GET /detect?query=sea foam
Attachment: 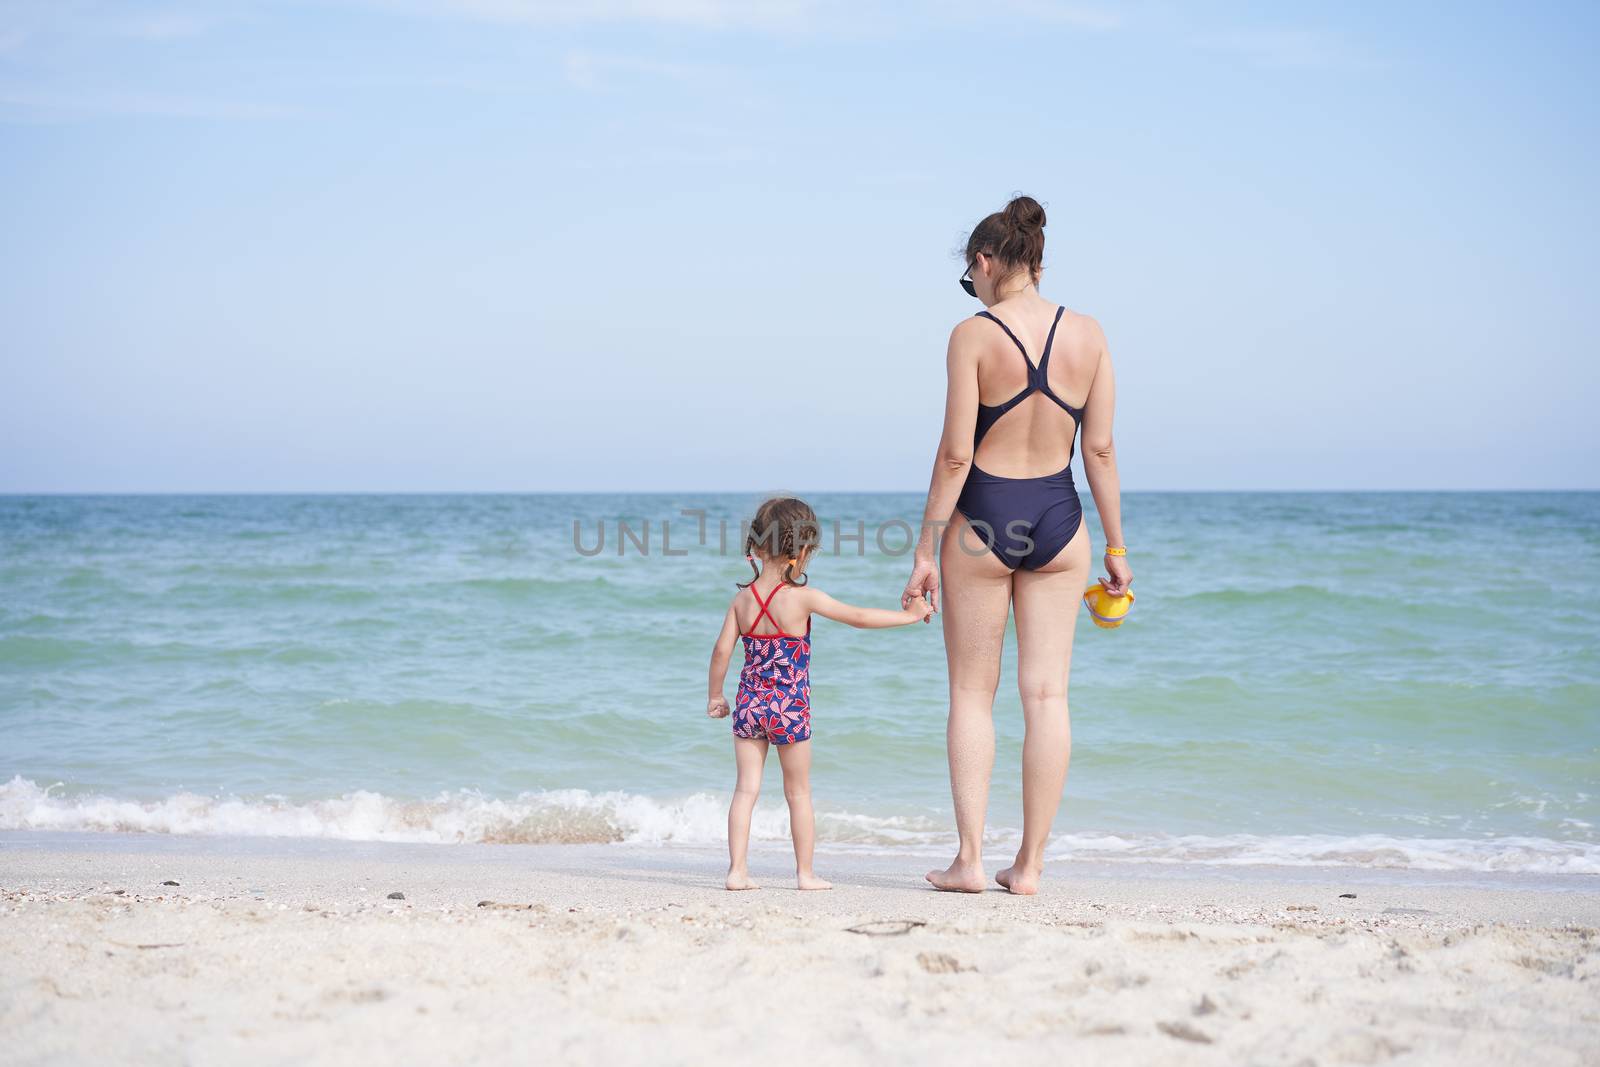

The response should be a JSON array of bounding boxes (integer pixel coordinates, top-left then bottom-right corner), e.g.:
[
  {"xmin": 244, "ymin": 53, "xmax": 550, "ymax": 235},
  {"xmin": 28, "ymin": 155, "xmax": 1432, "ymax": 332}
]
[{"xmin": 3, "ymin": 776, "xmax": 1596, "ymax": 875}]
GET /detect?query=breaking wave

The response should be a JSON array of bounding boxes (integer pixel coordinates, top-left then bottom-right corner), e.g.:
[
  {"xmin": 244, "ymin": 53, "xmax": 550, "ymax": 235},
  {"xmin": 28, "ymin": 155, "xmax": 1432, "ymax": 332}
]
[{"xmin": 3, "ymin": 777, "xmax": 1596, "ymax": 875}]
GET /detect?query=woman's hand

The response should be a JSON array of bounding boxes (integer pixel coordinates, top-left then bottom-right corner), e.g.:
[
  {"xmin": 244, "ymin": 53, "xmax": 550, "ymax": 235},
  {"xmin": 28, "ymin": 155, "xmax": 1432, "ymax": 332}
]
[
  {"xmin": 902, "ymin": 557, "xmax": 940, "ymax": 620},
  {"xmin": 706, "ymin": 695, "xmax": 730, "ymax": 719},
  {"xmin": 1101, "ymin": 552, "xmax": 1133, "ymax": 597},
  {"xmin": 904, "ymin": 593, "xmax": 934, "ymax": 624}
]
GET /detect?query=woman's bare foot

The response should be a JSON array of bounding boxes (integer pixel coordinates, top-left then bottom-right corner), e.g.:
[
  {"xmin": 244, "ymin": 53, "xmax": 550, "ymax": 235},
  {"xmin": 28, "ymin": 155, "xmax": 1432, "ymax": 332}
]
[
  {"xmin": 995, "ymin": 864, "xmax": 1041, "ymax": 895},
  {"xmin": 796, "ymin": 872, "xmax": 832, "ymax": 891},
  {"xmin": 725, "ymin": 870, "xmax": 760, "ymax": 891},
  {"xmin": 925, "ymin": 860, "xmax": 987, "ymax": 893}
]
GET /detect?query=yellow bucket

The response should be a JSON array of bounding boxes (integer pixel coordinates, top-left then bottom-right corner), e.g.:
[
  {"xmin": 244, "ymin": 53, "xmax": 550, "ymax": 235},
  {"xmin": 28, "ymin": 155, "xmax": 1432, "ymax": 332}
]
[{"xmin": 1082, "ymin": 580, "xmax": 1135, "ymax": 629}]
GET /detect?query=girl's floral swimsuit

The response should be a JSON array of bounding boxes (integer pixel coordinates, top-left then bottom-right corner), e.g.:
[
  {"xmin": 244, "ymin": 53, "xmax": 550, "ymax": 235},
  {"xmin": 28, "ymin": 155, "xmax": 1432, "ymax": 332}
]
[{"xmin": 733, "ymin": 582, "xmax": 812, "ymax": 745}]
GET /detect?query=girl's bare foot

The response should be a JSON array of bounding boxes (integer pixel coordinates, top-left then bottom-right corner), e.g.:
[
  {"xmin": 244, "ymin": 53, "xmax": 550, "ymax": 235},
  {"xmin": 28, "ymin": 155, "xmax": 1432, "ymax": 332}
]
[
  {"xmin": 995, "ymin": 864, "xmax": 1041, "ymax": 895},
  {"xmin": 925, "ymin": 860, "xmax": 986, "ymax": 893},
  {"xmin": 796, "ymin": 873, "xmax": 832, "ymax": 891},
  {"xmin": 725, "ymin": 870, "xmax": 760, "ymax": 891}
]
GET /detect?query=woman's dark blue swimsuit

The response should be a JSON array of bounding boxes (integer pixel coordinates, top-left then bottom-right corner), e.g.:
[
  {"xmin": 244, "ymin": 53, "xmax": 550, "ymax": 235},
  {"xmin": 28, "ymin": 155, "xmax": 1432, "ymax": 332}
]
[{"xmin": 955, "ymin": 305, "xmax": 1085, "ymax": 571}]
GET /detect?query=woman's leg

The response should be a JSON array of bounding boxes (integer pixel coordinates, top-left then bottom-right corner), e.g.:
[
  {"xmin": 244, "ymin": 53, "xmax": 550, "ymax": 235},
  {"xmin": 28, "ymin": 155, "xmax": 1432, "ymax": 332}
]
[
  {"xmin": 775, "ymin": 740, "xmax": 830, "ymax": 890},
  {"xmin": 926, "ymin": 511, "xmax": 1014, "ymax": 893},
  {"xmin": 1000, "ymin": 517, "xmax": 1091, "ymax": 895},
  {"xmin": 726, "ymin": 735, "xmax": 769, "ymax": 890}
]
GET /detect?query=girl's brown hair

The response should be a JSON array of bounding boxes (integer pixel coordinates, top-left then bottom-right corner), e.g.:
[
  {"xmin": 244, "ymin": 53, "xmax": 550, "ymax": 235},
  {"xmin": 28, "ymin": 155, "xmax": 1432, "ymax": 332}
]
[
  {"xmin": 964, "ymin": 193, "xmax": 1047, "ymax": 292},
  {"xmin": 739, "ymin": 496, "xmax": 820, "ymax": 588}
]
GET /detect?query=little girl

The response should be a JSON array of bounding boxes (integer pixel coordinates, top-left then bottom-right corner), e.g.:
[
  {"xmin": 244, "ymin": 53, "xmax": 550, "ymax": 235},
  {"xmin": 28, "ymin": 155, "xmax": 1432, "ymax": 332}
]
[{"xmin": 706, "ymin": 496, "xmax": 932, "ymax": 891}]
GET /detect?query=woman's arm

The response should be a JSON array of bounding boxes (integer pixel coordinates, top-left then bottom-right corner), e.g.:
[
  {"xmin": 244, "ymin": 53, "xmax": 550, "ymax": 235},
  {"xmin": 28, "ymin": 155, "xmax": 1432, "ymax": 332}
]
[
  {"xmin": 806, "ymin": 588, "xmax": 933, "ymax": 629},
  {"xmin": 903, "ymin": 320, "xmax": 984, "ymax": 613},
  {"xmin": 706, "ymin": 604, "xmax": 739, "ymax": 717},
  {"xmin": 1079, "ymin": 319, "xmax": 1132, "ymax": 596}
]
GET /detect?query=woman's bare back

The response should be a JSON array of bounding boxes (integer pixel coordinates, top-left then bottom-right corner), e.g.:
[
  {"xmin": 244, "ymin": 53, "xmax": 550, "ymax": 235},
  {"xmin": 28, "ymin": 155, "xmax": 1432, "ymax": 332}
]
[{"xmin": 968, "ymin": 296, "xmax": 1102, "ymax": 480}]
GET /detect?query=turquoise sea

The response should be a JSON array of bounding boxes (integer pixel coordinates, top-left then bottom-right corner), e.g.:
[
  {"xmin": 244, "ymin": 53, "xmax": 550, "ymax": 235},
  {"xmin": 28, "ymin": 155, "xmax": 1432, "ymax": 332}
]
[{"xmin": 1, "ymin": 492, "xmax": 1596, "ymax": 875}]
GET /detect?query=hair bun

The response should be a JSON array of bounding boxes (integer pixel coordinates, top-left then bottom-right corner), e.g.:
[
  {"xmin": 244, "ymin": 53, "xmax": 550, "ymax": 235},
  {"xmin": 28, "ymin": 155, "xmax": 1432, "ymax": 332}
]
[
  {"xmin": 1002, "ymin": 194, "xmax": 1046, "ymax": 235},
  {"xmin": 964, "ymin": 194, "xmax": 1047, "ymax": 284}
]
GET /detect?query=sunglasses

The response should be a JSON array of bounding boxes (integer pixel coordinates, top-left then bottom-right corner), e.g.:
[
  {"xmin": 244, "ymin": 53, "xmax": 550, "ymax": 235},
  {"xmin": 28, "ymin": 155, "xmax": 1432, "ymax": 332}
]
[{"xmin": 959, "ymin": 252, "xmax": 990, "ymax": 298}]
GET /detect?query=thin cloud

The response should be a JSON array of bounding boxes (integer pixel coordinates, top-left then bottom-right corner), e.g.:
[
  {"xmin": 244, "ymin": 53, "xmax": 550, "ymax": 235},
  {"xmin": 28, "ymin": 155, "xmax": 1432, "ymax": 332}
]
[
  {"xmin": 562, "ymin": 49, "xmax": 731, "ymax": 93},
  {"xmin": 1191, "ymin": 27, "xmax": 1358, "ymax": 70},
  {"xmin": 566, "ymin": 143, "xmax": 762, "ymax": 169},
  {"xmin": 0, "ymin": 88, "xmax": 296, "ymax": 122},
  {"xmin": 369, "ymin": 0, "xmax": 833, "ymax": 31},
  {"xmin": 990, "ymin": 1, "xmax": 1122, "ymax": 31},
  {"xmin": 564, "ymin": 117, "xmax": 769, "ymax": 168},
  {"xmin": 0, "ymin": 2, "xmax": 231, "ymax": 45},
  {"xmin": 856, "ymin": 170, "xmax": 937, "ymax": 187},
  {"xmin": 368, "ymin": 0, "xmax": 1125, "ymax": 35},
  {"xmin": 114, "ymin": 11, "xmax": 221, "ymax": 39}
]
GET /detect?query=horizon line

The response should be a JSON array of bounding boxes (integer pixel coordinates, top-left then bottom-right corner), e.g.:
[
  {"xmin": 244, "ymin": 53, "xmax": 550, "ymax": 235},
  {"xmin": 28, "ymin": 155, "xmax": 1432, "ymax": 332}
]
[{"xmin": 2, "ymin": 488, "xmax": 1598, "ymax": 497}]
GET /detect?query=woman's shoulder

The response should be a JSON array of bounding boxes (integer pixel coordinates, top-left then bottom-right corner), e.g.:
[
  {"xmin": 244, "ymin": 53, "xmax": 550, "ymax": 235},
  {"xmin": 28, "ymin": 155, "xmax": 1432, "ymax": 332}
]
[
  {"xmin": 948, "ymin": 312, "xmax": 990, "ymax": 340},
  {"xmin": 1039, "ymin": 304, "xmax": 1106, "ymax": 361},
  {"xmin": 946, "ymin": 314, "xmax": 993, "ymax": 363},
  {"xmin": 1056, "ymin": 304, "xmax": 1105, "ymax": 338}
]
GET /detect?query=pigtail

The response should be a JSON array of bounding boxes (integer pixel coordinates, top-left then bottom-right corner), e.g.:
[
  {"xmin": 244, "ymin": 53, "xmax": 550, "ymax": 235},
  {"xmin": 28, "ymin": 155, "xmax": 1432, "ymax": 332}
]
[
  {"xmin": 780, "ymin": 520, "xmax": 813, "ymax": 586},
  {"xmin": 735, "ymin": 528, "xmax": 761, "ymax": 589}
]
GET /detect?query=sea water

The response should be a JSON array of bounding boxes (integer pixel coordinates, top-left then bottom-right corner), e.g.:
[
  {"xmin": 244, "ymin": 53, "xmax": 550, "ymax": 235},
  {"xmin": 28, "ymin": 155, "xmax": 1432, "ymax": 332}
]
[{"xmin": 1, "ymin": 492, "xmax": 1596, "ymax": 874}]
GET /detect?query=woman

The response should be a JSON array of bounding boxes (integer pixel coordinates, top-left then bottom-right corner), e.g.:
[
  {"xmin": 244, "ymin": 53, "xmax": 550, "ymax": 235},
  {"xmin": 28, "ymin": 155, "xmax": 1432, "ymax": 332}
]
[{"xmin": 902, "ymin": 195, "xmax": 1131, "ymax": 895}]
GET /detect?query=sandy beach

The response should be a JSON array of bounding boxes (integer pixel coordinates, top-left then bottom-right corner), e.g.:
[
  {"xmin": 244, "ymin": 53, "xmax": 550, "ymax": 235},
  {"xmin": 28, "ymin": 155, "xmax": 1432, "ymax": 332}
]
[{"xmin": 2, "ymin": 832, "xmax": 1596, "ymax": 1066}]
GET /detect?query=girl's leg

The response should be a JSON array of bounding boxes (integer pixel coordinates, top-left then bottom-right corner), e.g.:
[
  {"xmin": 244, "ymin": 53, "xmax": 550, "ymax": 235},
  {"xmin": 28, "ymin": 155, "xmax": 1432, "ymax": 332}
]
[
  {"xmin": 1001, "ymin": 518, "xmax": 1091, "ymax": 895},
  {"xmin": 727, "ymin": 736, "xmax": 769, "ymax": 890},
  {"xmin": 926, "ymin": 511, "xmax": 1014, "ymax": 893},
  {"xmin": 775, "ymin": 740, "xmax": 829, "ymax": 890}
]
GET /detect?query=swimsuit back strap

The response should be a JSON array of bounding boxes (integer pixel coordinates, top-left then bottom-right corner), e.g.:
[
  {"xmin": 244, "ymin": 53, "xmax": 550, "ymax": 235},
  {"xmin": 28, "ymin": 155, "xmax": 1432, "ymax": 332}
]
[
  {"xmin": 1036, "ymin": 306, "xmax": 1084, "ymax": 416},
  {"xmin": 1037, "ymin": 306, "xmax": 1067, "ymax": 373},
  {"xmin": 975, "ymin": 311, "xmax": 1033, "ymax": 369},
  {"xmin": 748, "ymin": 582, "xmax": 783, "ymax": 635}
]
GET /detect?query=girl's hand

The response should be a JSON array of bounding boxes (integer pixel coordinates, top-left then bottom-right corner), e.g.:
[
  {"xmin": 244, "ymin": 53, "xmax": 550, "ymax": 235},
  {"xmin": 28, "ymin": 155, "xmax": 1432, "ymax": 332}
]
[
  {"xmin": 706, "ymin": 695, "xmax": 730, "ymax": 719},
  {"xmin": 1101, "ymin": 553, "xmax": 1133, "ymax": 597},
  {"xmin": 902, "ymin": 557, "xmax": 939, "ymax": 620},
  {"xmin": 905, "ymin": 593, "xmax": 934, "ymax": 624}
]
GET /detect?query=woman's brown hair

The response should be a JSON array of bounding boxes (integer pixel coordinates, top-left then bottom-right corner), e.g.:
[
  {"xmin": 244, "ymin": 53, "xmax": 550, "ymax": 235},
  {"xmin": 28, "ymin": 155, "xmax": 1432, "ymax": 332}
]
[
  {"xmin": 739, "ymin": 496, "xmax": 820, "ymax": 588},
  {"xmin": 964, "ymin": 193, "xmax": 1046, "ymax": 292}
]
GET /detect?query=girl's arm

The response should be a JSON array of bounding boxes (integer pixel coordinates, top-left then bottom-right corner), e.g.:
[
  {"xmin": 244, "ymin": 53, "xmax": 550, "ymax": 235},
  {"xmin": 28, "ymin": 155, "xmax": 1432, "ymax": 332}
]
[
  {"xmin": 706, "ymin": 604, "xmax": 739, "ymax": 717},
  {"xmin": 804, "ymin": 588, "xmax": 934, "ymax": 629},
  {"xmin": 903, "ymin": 320, "xmax": 984, "ymax": 613},
  {"xmin": 1078, "ymin": 318, "xmax": 1132, "ymax": 596}
]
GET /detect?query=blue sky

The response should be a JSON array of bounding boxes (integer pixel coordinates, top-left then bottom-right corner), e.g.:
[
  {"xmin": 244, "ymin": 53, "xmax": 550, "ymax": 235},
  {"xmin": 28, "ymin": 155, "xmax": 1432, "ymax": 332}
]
[{"xmin": 1, "ymin": 0, "xmax": 1595, "ymax": 491}]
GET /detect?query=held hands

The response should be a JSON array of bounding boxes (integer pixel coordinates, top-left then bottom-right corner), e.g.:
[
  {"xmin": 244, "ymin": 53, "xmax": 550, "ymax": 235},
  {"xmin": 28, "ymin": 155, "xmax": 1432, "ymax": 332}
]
[
  {"xmin": 706, "ymin": 695, "xmax": 730, "ymax": 719},
  {"xmin": 904, "ymin": 592, "xmax": 934, "ymax": 624},
  {"xmin": 901, "ymin": 557, "xmax": 939, "ymax": 622}
]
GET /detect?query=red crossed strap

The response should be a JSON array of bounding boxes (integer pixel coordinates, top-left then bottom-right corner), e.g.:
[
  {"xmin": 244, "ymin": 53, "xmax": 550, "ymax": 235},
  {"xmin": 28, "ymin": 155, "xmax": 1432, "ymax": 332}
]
[{"xmin": 745, "ymin": 582, "xmax": 786, "ymax": 637}]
